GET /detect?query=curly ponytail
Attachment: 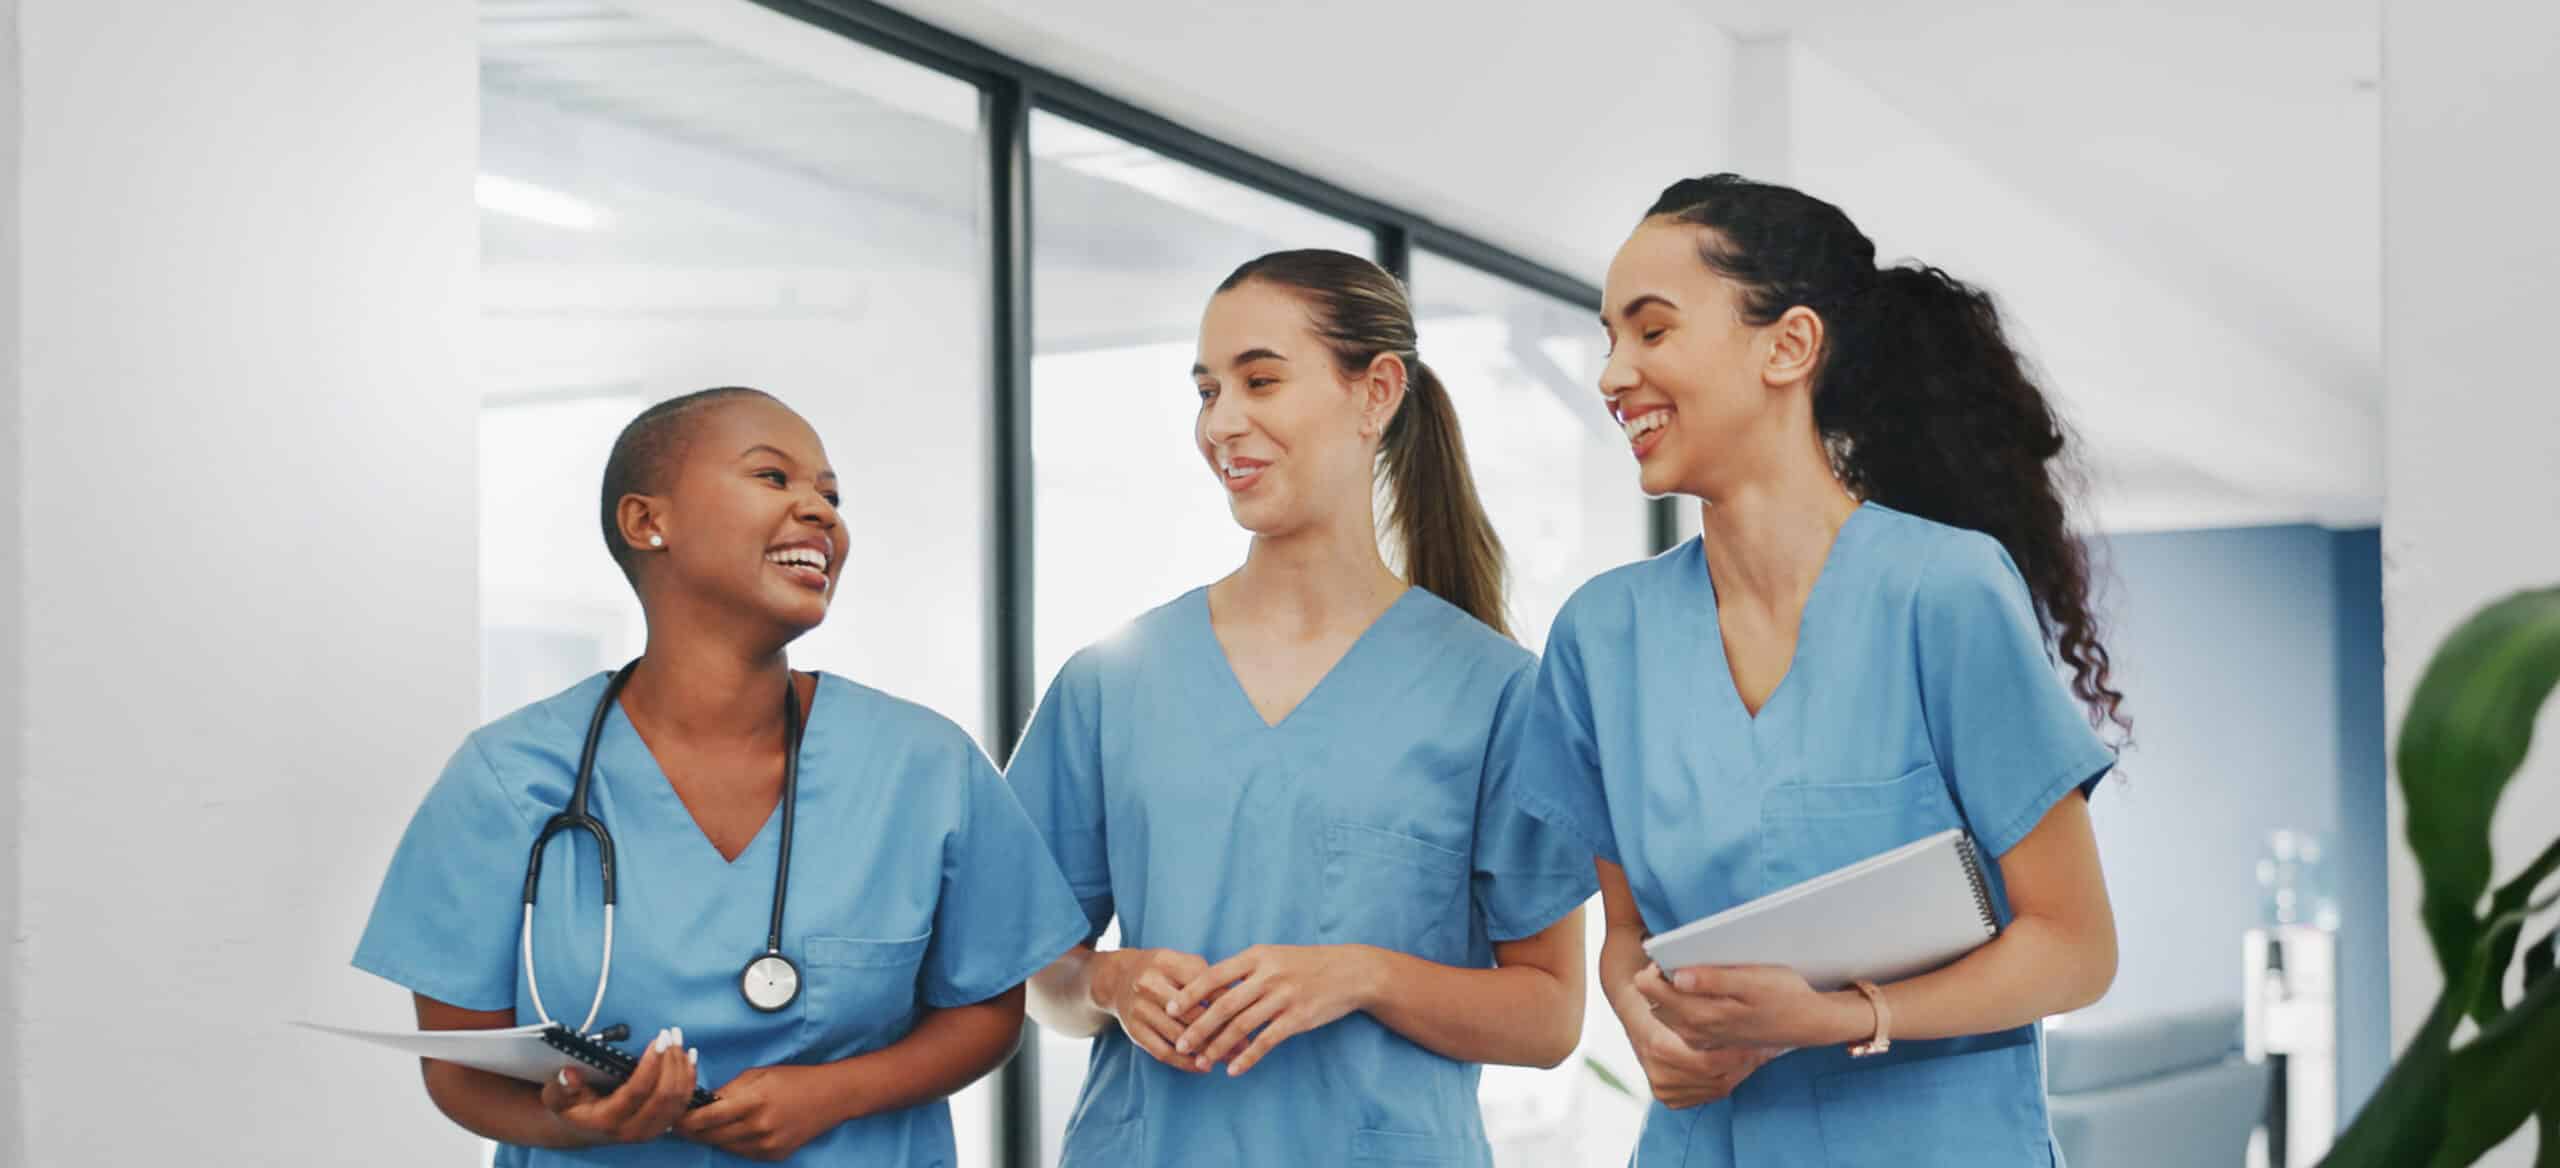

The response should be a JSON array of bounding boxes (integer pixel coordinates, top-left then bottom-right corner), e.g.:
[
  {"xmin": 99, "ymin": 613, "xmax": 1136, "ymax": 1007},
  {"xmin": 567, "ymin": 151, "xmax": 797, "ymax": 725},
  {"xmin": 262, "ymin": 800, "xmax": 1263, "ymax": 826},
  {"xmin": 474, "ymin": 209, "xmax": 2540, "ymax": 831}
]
[{"xmin": 1646, "ymin": 175, "xmax": 2128, "ymax": 738}]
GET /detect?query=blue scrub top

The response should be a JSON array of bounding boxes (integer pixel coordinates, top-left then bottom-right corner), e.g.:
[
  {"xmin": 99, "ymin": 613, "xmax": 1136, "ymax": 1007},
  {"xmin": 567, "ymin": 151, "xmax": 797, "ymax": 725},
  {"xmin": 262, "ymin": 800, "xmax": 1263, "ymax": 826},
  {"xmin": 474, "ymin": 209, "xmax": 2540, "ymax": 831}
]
[
  {"xmin": 1007, "ymin": 587, "xmax": 1599, "ymax": 1168},
  {"xmin": 355, "ymin": 672, "xmax": 1092, "ymax": 1167},
  {"xmin": 1505, "ymin": 504, "xmax": 2116, "ymax": 1167}
]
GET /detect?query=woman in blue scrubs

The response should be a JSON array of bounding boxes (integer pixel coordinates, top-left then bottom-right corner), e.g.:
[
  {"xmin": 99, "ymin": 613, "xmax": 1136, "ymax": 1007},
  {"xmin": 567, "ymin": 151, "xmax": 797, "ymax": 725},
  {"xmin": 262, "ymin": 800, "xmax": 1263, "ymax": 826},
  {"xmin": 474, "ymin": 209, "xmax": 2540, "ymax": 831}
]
[
  {"xmin": 1506, "ymin": 176, "xmax": 2129, "ymax": 1165},
  {"xmin": 1009, "ymin": 250, "xmax": 1599, "ymax": 1167},
  {"xmin": 355, "ymin": 387, "xmax": 1091, "ymax": 1165}
]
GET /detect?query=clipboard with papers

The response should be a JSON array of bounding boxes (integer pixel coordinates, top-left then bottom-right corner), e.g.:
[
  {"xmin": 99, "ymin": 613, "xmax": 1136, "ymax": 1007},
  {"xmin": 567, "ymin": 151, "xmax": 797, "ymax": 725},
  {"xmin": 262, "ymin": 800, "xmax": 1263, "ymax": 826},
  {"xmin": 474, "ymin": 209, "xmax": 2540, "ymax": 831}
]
[
  {"xmin": 296, "ymin": 1021, "xmax": 719, "ymax": 1108},
  {"xmin": 1641, "ymin": 828, "xmax": 2002, "ymax": 991}
]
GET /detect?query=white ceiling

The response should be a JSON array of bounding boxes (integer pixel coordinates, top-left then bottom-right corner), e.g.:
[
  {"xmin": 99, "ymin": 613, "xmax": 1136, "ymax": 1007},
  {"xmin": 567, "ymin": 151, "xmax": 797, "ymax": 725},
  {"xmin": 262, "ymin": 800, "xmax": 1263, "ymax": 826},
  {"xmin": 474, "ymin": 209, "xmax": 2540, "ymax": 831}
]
[
  {"xmin": 1691, "ymin": 0, "xmax": 2383, "ymax": 408},
  {"xmin": 873, "ymin": 0, "xmax": 2386, "ymax": 531},
  {"xmin": 502, "ymin": 0, "xmax": 2388, "ymax": 533}
]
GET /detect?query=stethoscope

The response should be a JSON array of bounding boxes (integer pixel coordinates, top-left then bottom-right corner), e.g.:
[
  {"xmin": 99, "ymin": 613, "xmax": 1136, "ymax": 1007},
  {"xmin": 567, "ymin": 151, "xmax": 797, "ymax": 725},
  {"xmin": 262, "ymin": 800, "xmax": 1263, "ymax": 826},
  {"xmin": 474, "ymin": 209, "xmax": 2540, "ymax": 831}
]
[{"xmin": 519, "ymin": 660, "xmax": 807, "ymax": 1034}]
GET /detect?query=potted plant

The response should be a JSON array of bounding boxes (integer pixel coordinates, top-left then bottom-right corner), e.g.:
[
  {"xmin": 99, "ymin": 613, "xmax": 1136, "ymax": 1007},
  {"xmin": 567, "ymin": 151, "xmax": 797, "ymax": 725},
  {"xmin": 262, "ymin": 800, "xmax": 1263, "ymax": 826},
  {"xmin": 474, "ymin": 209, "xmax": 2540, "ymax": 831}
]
[{"xmin": 2322, "ymin": 587, "xmax": 2560, "ymax": 1166}]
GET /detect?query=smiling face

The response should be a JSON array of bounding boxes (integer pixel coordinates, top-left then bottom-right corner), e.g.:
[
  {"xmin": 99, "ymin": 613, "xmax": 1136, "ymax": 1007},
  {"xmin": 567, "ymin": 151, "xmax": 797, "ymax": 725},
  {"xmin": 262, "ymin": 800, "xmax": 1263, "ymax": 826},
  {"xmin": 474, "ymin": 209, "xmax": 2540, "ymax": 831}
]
[
  {"xmin": 1191, "ymin": 279, "xmax": 1397, "ymax": 538},
  {"xmin": 1597, "ymin": 218, "xmax": 1820, "ymax": 500},
  {"xmin": 620, "ymin": 394, "xmax": 848, "ymax": 638}
]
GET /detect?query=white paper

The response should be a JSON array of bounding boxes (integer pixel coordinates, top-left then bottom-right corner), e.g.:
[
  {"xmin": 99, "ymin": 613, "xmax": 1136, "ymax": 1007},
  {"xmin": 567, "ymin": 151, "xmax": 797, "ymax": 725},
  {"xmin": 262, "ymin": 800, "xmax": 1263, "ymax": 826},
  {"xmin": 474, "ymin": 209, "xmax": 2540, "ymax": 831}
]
[{"xmin": 294, "ymin": 1020, "xmax": 621, "ymax": 1089}]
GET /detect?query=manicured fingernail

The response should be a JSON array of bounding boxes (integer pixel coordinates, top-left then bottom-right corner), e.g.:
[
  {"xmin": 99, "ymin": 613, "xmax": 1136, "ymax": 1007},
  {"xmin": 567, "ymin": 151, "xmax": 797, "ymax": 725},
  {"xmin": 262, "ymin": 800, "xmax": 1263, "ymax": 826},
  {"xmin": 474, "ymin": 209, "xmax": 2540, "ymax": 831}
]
[
  {"xmin": 1167, "ymin": 999, "xmax": 1184, "ymax": 1015},
  {"xmin": 1175, "ymin": 1037, "xmax": 1190, "ymax": 1054},
  {"xmin": 670, "ymin": 1027, "xmax": 683, "ymax": 1047},
  {"xmin": 654, "ymin": 1028, "xmax": 673, "ymax": 1052},
  {"xmin": 559, "ymin": 1069, "xmax": 574, "ymax": 1086},
  {"xmin": 1194, "ymin": 1056, "xmax": 1210, "ymax": 1071},
  {"xmin": 687, "ymin": 1048, "xmax": 699, "ymax": 1067}
]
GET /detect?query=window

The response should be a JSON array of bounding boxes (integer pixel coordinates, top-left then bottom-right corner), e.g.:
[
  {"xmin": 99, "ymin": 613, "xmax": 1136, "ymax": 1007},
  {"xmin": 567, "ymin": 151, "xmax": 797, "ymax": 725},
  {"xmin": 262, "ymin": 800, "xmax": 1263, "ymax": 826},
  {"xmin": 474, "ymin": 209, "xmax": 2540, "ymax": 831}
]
[
  {"xmin": 1025, "ymin": 109, "xmax": 1373, "ymax": 1163},
  {"xmin": 477, "ymin": 1, "xmax": 996, "ymax": 1159},
  {"xmin": 1408, "ymin": 251, "xmax": 1650, "ymax": 652},
  {"xmin": 1027, "ymin": 110, "xmax": 1373, "ymax": 685},
  {"xmin": 474, "ymin": 5, "xmax": 1631, "ymax": 1166},
  {"xmin": 1406, "ymin": 251, "xmax": 1654, "ymax": 1164}
]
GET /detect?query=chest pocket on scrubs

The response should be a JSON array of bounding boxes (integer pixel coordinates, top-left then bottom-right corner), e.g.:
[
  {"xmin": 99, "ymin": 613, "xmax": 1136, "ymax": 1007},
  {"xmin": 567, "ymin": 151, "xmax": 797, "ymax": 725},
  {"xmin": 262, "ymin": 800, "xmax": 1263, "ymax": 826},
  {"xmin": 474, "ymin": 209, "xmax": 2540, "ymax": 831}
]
[
  {"xmin": 1756, "ymin": 761, "xmax": 1966, "ymax": 897},
  {"xmin": 803, "ymin": 932, "xmax": 929, "ymax": 1056},
  {"xmin": 1319, "ymin": 822, "xmax": 1469, "ymax": 964}
]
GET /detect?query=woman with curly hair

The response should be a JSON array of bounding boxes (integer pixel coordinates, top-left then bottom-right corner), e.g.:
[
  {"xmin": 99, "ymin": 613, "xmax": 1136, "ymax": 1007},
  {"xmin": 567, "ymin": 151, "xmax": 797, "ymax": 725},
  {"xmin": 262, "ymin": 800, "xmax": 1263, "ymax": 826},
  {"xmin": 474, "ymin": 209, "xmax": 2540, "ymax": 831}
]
[{"xmin": 1507, "ymin": 174, "xmax": 2130, "ymax": 1166}]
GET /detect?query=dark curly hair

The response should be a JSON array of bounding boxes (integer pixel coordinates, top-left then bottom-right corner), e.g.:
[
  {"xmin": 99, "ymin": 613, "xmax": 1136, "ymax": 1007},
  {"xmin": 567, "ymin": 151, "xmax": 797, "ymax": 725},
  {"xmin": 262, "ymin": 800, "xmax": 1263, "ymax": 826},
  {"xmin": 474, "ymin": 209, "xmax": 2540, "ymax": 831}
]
[{"xmin": 1646, "ymin": 174, "xmax": 2128, "ymax": 740}]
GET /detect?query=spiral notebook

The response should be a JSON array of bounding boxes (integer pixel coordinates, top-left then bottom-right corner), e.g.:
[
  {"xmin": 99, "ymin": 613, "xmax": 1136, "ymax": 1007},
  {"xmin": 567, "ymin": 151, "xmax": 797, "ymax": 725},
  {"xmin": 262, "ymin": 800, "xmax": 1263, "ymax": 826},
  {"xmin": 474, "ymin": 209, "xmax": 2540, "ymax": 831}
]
[
  {"xmin": 297, "ymin": 1021, "xmax": 718, "ymax": 1109},
  {"xmin": 1641, "ymin": 828, "xmax": 2000, "ymax": 992}
]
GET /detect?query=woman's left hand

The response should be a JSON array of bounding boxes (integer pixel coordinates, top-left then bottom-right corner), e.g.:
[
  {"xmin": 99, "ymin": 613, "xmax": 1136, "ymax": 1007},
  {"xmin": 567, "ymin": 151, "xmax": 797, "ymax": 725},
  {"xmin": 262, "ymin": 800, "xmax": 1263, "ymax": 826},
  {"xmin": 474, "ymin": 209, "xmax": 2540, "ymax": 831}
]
[
  {"xmin": 676, "ymin": 1065, "xmax": 847, "ymax": 1162},
  {"xmin": 1632, "ymin": 963, "xmax": 1868, "ymax": 1052},
  {"xmin": 1166, "ymin": 944, "xmax": 1381, "ymax": 1076}
]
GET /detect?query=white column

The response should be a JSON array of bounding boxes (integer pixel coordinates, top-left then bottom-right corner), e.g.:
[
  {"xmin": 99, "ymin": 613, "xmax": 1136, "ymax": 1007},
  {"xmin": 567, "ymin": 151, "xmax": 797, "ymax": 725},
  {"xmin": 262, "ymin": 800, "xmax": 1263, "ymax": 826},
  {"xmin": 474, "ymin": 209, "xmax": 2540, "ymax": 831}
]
[
  {"xmin": 1, "ymin": 0, "xmax": 25, "ymax": 1158},
  {"xmin": 13, "ymin": 1, "xmax": 479, "ymax": 1163},
  {"xmin": 2381, "ymin": 0, "xmax": 2560, "ymax": 1164}
]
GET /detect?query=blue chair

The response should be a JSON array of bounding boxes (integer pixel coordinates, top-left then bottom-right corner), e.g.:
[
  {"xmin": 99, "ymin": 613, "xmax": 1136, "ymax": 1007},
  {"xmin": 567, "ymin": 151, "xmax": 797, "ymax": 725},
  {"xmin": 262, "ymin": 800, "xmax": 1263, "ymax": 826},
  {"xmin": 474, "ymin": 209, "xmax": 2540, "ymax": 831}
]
[{"xmin": 2047, "ymin": 1005, "xmax": 2269, "ymax": 1168}]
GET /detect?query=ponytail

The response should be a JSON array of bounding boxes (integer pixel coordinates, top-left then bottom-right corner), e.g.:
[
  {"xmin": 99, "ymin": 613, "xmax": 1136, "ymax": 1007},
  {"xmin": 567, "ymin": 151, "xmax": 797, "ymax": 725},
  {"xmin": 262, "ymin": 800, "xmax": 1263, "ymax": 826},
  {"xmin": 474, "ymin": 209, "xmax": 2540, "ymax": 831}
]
[
  {"xmin": 1645, "ymin": 174, "xmax": 2128, "ymax": 739},
  {"xmin": 1380, "ymin": 359, "xmax": 1510, "ymax": 636},
  {"xmin": 1825, "ymin": 265, "xmax": 2122, "ymax": 734},
  {"xmin": 1216, "ymin": 249, "xmax": 1513, "ymax": 637}
]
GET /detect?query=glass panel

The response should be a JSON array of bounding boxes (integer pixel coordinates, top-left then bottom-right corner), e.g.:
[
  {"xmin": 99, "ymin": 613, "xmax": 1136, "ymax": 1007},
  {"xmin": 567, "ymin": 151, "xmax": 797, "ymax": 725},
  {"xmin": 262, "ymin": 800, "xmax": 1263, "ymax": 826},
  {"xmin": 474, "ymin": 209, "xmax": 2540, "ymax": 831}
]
[
  {"xmin": 1407, "ymin": 250, "xmax": 1654, "ymax": 1166},
  {"xmin": 477, "ymin": 1, "xmax": 996, "ymax": 1161},
  {"xmin": 1026, "ymin": 107, "xmax": 1370, "ymax": 1163}
]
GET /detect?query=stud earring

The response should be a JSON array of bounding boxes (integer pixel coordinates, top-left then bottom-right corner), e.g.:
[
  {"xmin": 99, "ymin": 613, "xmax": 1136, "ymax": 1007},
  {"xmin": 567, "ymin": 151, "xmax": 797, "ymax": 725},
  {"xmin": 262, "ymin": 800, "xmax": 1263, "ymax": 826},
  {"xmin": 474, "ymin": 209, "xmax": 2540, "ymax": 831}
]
[{"xmin": 649, "ymin": 534, "xmax": 664, "ymax": 548}]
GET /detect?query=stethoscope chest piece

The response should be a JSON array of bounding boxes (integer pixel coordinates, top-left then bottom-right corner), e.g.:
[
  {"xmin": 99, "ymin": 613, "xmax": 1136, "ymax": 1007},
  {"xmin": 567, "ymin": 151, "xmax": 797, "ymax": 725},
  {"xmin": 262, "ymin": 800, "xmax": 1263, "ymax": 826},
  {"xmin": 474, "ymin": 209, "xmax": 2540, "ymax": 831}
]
[
  {"xmin": 740, "ymin": 951, "xmax": 801, "ymax": 1013},
  {"xmin": 528, "ymin": 661, "xmax": 817, "ymax": 1026}
]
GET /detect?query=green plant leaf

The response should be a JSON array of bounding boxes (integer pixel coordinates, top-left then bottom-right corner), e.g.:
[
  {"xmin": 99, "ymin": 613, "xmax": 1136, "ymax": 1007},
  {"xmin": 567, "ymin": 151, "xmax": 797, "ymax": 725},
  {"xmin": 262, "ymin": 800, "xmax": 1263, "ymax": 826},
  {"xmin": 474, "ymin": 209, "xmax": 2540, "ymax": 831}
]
[
  {"xmin": 2434, "ymin": 958, "xmax": 2560, "ymax": 1166},
  {"xmin": 2538, "ymin": 1082, "xmax": 2560, "ymax": 1168},
  {"xmin": 2395, "ymin": 587, "xmax": 2560, "ymax": 1012},
  {"xmin": 2320, "ymin": 986, "xmax": 2464, "ymax": 1168},
  {"xmin": 2454, "ymin": 888, "xmax": 2560, "ymax": 1024},
  {"xmin": 2473, "ymin": 835, "xmax": 2560, "ymax": 1017},
  {"xmin": 2527, "ymin": 926, "xmax": 2555, "ymax": 991},
  {"xmin": 1582, "ymin": 1053, "xmax": 1635, "ymax": 1098},
  {"xmin": 2326, "ymin": 900, "xmax": 2551, "ymax": 1168}
]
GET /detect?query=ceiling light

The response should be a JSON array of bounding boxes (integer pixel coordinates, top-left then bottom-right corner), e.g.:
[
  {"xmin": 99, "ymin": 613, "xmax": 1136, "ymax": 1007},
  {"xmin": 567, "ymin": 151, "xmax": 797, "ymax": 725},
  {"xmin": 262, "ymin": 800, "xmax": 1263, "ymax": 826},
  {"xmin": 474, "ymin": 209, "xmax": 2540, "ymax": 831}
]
[{"xmin": 476, "ymin": 174, "xmax": 606, "ymax": 231}]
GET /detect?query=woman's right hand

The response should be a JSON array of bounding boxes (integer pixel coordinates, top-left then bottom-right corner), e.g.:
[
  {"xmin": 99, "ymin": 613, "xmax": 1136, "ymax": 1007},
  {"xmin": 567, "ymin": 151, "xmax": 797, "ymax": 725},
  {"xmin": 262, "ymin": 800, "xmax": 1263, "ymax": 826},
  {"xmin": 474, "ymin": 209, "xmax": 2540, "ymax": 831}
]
[
  {"xmin": 537, "ymin": 1027, "xmax": 701, "ymax": 1145},
  {"xmin": 1625, "ymin": 1013, "xmax": 1775, "ymax": 1110},
  {"xmin": 1091, "ymin": 948, "xmax": 1213, "ymax": 1072}
]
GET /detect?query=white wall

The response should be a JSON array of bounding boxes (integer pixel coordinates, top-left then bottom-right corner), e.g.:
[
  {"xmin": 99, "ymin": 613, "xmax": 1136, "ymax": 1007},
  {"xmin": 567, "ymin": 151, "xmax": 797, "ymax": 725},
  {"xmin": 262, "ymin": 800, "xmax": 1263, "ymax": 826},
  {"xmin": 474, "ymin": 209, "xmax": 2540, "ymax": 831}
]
[
  {"xmin": 2380, "ymin": 0, "xmax": 2560, "ymax": 1163},
  {"xmin": 11, "ymin": 1, "xmax": 479, "ymax": 1163},
  {"xmin": 1, "ymin": 0, "xmax": 24, "ymax": 1156},
  {"xmin": 1771, "ymin": 40, "xmax": 2379, "ymax": 535},
  {"xmin": 878, "ymin": 0, "xmax": 1736, "ymax": 286}
]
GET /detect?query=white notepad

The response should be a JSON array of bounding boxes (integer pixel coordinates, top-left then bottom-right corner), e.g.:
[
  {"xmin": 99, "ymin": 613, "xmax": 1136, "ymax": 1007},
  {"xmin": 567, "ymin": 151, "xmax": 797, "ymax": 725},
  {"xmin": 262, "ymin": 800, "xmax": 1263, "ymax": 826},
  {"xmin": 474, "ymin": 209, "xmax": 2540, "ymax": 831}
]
[
  {"xmin": 297, "ymin": 1021, "xmax": 605, "ymax": 1086},
  {"xmin": 1641, "ymin": 828, "xmax": 2000, "ymax": 991},
  {"xmin": 299, "ymin": 1020, "xmax": 724, "ymax": 1107},
  {"xmin": 297, "ymin": 1021, "xmax": 589, "ymax": 1084}
]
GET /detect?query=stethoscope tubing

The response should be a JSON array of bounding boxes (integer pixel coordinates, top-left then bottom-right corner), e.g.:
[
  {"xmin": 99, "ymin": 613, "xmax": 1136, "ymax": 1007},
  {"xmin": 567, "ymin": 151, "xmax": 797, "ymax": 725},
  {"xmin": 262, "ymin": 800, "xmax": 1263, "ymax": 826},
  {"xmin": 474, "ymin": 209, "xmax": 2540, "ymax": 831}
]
[{"xmin": 519, "ymin": 661, "xmax": 801, "ymax": 1034}]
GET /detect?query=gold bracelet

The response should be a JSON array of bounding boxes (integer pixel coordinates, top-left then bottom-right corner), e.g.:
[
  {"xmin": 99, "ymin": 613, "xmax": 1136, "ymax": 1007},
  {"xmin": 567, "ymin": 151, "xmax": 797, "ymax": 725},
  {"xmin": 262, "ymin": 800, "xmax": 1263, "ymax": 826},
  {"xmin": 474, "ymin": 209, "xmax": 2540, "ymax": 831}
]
[{"xmin": 1847, "ymin": 979, "xmax": 1892, "ymax": 1058}]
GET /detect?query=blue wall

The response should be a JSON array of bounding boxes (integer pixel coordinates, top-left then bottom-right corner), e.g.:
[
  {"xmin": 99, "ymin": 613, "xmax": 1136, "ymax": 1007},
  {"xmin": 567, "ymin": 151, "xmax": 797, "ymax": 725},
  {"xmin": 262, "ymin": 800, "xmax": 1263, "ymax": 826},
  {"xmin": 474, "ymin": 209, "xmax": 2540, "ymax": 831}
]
[
  {"xmin": 2081, "ymin": 524, "xmax": 2386, "ymax": 1116},
  {"xmin": 2329, "ymin": 529, "xmax": 2388, "ymax": 1119}
]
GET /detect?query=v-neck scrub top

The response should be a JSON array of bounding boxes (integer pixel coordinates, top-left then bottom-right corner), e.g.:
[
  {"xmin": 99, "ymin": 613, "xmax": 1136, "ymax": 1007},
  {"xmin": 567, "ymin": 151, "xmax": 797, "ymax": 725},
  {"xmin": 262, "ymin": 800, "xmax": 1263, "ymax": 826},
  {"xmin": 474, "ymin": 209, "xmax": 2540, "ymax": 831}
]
[
  {"xmin": 1505, "ymin": 504, "xmax": 2116, "ymax": 1167},
  {"xmin": 1006, "ymin": 587, "xmax": 1600, "ymax": 1168},
  {"xmin": 355, "ymin": 672, "xmax": 1092, "ymax": 1167}
]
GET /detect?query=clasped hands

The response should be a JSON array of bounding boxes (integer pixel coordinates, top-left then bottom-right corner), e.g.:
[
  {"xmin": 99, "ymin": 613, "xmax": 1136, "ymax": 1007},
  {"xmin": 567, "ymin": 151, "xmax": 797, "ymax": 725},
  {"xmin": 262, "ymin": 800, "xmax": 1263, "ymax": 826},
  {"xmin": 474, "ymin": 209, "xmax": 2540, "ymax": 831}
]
[{"xmin": 1092, "ymin": 944, "xmax": 1379, "ymax": 1077}]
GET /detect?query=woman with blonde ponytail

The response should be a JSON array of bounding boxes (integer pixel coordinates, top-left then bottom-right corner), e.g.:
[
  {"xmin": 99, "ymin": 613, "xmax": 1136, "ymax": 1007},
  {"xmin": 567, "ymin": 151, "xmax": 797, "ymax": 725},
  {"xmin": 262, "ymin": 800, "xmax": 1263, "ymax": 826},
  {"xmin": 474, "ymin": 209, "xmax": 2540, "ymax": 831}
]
[{"xmin": 1007, "ymin": 249, "xmax": 1596, "ymax": 1166}]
